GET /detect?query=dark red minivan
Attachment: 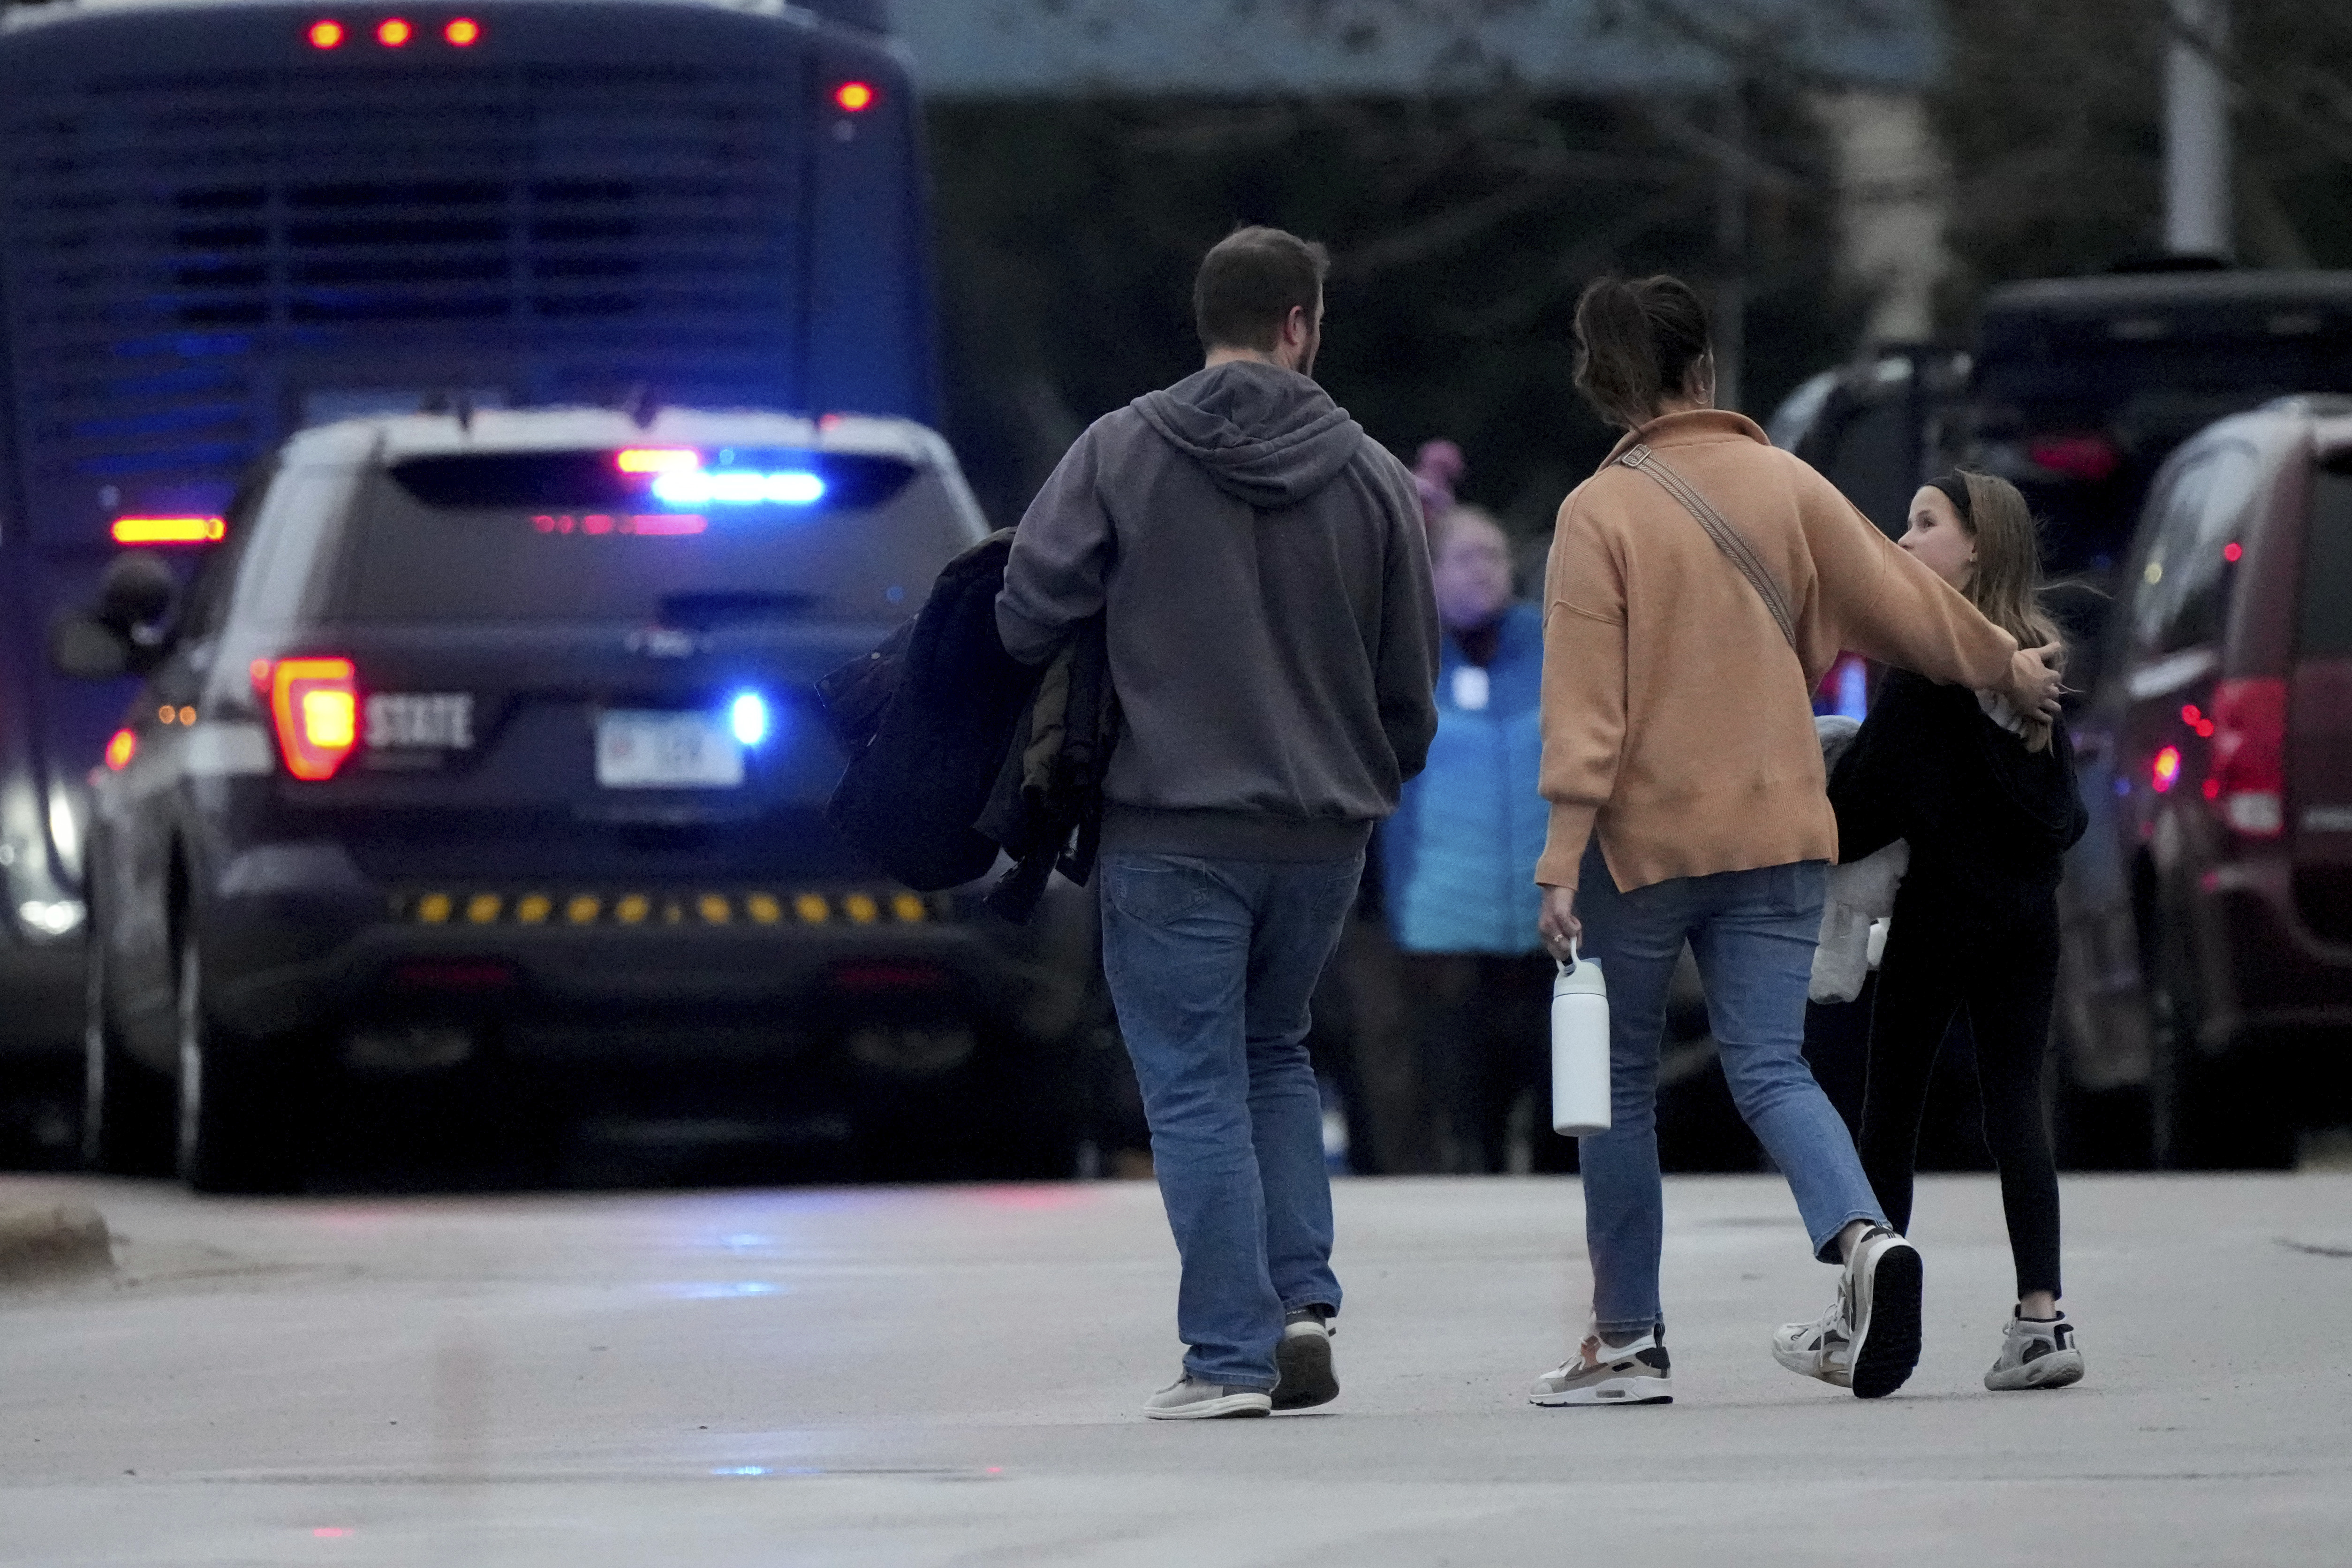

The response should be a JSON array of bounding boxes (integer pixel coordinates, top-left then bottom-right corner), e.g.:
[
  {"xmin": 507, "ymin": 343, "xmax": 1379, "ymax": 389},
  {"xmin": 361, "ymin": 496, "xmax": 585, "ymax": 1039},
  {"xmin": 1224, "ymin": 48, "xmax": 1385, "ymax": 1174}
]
[{"xmin": 2057, "ymin": 396, "xmax": 2352, "ymax": 1167}]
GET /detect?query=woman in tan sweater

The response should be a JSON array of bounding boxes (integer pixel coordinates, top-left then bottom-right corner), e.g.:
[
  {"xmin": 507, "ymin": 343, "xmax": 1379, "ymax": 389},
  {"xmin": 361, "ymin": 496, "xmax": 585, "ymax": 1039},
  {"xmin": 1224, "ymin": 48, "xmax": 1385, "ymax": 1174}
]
[{"xmin": 1524, "ymin": 276, "xmax": 2065, "ymax": 1408}]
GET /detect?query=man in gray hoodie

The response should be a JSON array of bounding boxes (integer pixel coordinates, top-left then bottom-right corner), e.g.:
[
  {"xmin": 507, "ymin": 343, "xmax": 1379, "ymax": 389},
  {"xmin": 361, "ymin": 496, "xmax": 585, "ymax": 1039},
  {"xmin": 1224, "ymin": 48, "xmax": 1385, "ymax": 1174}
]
[{"xmin": 998, "ymin": 226, "xmax": 1440, "ymax": 1419}]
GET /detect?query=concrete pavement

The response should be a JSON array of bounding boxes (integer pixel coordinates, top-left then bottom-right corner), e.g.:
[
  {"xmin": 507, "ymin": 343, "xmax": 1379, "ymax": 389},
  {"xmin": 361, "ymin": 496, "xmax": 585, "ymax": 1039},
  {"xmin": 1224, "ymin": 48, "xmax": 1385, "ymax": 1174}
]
[{"xmin": 2, "ymin": 1170, "xmax": 2348, "ymax": 1565}]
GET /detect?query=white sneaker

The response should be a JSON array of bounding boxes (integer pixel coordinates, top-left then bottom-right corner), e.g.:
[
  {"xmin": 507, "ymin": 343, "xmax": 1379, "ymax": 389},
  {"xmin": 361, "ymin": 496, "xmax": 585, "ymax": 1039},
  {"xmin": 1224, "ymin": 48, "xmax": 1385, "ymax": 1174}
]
[
  {"xmin": 1774, "ymin": 1226, "xmax": 1922, "ymax": 1399},
  {"xmin": 1142, "ymin": 1374, "xmax": 1271, "ymax": 1420},
  {"xmin": 1529, "ymin": 1326, "xmax": 1673, "ymax": 1407},
  {"xmin": 1844, "ymin": 1226, "xmax": 1923, "ymax": 1399},
  {"xmin": 1984, "ymin": 1311, "xmax": 2084, "ymax": 1392},
  {"xmin": 1773, "ymin": 1295, "xmax": 1853, "ymax": 1388}
]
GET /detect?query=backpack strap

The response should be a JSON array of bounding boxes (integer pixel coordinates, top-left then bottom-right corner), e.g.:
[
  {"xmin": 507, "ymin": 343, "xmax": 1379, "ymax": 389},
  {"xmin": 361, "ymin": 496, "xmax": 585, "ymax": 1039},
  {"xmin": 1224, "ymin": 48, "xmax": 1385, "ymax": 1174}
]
[{"xmin": 1618, "ymin": 443, "xmax": 1799, "ymax": 656}]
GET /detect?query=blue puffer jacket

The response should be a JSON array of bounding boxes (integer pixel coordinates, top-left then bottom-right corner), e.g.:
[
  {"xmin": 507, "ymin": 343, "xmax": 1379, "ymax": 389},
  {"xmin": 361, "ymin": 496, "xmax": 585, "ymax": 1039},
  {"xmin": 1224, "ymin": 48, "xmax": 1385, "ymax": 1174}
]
[{"xmin": 1383, "ymin": 601, "xmax": 1549, "ymax": 954}]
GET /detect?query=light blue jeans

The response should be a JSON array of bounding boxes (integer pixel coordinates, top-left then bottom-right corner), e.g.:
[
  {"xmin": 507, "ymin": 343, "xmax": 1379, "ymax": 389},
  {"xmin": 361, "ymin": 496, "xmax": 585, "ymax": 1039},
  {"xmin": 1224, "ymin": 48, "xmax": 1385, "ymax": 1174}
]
[
  {"xmin": 1575, "ymin": 846, "xmax": 1886, "ymax": 1336},
  {"xmin": 1097, "ymin": 850, "xmax": 1361, "ymax": 1389}
]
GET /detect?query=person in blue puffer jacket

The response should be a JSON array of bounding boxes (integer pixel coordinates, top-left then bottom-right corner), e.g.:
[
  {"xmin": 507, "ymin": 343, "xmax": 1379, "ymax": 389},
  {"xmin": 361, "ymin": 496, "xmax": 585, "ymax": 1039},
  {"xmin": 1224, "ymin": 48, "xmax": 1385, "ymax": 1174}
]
[{"xmin": 1383, "ymin": 504, "xmax": 1567, "ymax": 1172}]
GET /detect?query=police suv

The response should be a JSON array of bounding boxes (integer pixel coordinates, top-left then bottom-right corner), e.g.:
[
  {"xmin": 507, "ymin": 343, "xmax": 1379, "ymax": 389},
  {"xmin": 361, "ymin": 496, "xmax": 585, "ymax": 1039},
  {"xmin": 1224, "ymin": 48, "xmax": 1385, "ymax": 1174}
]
[{"xmin": 59, "ymin": 409, "xmax": 1097, "ymax": 1189}]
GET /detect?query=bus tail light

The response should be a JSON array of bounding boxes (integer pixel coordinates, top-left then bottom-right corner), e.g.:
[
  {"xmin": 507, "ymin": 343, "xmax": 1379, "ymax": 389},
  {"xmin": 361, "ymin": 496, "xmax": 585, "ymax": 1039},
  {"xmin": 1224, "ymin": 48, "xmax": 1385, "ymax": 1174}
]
[
  {"xmin": 105, "ymin": 729, "xmax": 138, "ymax": 772},
  {"xmin": 834, "ymin": 81, "xmax": 877, "ymax": 112},
  {"xmin": 2208, "ymin": 676, "xmax": 2287, "ymax": 837},
  {"xmin": 376, "ymin": 17, "xmax": 412, "ymax": 46},
  {"xmin": 307, "ymin": 19, "xmax": 345, "ymax": 48},
  {"xmin": 111, "ymin": 516, "xmax": 224, "ymax": 545},
  {"xmin": 267, "ymin": 658, "xmax": 361, "ymax": 780},
  {"xmin": 444, "ymin": 17, "xmax": 481, "ymax": 45}
]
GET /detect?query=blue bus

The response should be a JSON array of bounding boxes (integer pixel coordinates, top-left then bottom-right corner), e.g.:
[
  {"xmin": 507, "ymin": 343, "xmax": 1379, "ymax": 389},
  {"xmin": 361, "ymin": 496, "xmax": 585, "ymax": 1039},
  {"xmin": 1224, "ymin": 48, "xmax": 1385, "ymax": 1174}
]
[{"xmin": 0, "ymin": 0, "xmax": 938, "ymax": 1076}]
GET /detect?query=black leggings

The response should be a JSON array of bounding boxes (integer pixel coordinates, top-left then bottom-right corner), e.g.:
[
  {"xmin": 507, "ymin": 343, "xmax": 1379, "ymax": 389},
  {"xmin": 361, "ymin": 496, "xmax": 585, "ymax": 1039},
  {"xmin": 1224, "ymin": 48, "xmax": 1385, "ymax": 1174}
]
[{"xmin": 1859, "ymin": 881, "xmax": 2062, "ymax": 1300}]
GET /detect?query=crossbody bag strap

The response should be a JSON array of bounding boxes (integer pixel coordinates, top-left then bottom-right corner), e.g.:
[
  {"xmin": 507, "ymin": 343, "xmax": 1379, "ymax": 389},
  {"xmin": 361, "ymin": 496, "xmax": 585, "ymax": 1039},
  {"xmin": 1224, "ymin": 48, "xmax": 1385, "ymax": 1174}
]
[{"xmin": 1617, "ymin": 443, "xmax": 1800, "ymax": 656}]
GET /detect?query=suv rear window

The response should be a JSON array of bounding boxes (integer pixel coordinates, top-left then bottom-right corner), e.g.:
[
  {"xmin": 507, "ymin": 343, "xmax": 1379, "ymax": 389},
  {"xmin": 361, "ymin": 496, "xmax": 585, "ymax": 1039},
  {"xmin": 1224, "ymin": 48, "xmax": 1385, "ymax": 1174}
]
[
  {"xmin": 332, "ymin": 449, "xmax": 963, "ymax": 624},
  {"xmin": 1974, "ymin": 296, "xmax": 2352, "ymax": 576},
  {"xmin": 2299, "ymin": 456, "xmax": 2352, "ymax": 659}
]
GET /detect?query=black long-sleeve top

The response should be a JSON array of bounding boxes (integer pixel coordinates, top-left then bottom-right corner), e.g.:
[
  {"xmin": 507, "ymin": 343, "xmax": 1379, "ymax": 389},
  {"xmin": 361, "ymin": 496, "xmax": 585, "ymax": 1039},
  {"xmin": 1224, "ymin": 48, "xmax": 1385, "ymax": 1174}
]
[{"xmin": 1828, "ymin": 669, "xmax": 2088, "ymax": 923}]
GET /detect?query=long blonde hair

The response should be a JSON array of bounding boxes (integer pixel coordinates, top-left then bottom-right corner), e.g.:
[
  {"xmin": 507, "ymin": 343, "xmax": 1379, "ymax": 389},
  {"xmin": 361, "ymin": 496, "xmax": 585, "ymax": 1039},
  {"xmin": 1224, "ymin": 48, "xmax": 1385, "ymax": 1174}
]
[{"xmin": 1953, "ymin": 470, "xmax": 2062, "ymax": 751}]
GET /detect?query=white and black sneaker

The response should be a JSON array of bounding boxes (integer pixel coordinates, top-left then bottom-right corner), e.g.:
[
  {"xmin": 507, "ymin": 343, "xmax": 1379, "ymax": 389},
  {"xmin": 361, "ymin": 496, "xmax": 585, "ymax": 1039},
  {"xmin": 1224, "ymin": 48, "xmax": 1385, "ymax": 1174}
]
[
  {"xmin": 1984, "ymin": 1310, "xmax": 2084, "ymax": 1392},
  {"xmin": 1772, "ymin": 1296, "xmax": 1853, "ymax": 1388},
  {"xmin": 1272, "ymin": 1307, "xmax": 1339, "ymax": 1411},
  {"xmin": 1843, "ymin": 1226, "xmax": 1923, "ymax": 1399},
  {"xmin": 1775, "ymin": 1227, "xmax": 1922, "ymax": 1398},
  {"xmin": 1143, "ymin": 1374, "xmax": 1272, "ymax": 1420},
  {"xmin": 1529, "ymin": 1326, "xmax": 1673, "ymax": 1407}
]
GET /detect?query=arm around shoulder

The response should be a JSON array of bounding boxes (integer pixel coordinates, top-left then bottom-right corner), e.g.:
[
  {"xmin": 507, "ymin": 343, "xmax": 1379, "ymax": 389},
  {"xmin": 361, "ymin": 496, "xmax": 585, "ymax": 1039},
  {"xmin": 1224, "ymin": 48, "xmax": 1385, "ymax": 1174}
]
[{"xmin": 1799, "ymin": 471, "xmax": 2016, "ymax": 691}]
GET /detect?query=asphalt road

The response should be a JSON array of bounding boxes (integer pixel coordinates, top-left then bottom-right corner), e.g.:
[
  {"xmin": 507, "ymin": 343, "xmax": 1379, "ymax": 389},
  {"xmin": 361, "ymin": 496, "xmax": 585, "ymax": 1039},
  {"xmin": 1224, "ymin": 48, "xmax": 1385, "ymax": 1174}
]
[{"xmin": 3, "ymin": 1170, "xmax": 2348, "ymax": 1566}]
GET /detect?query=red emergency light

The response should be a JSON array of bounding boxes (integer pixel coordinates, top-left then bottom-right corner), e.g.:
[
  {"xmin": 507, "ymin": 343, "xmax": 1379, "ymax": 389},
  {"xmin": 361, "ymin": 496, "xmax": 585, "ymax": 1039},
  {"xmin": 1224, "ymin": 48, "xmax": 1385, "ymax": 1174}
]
[
  {"xmin": 615, "ymin": 448, "xmax": 700, "ymax": 473},
  {"xmin": 834, "ymin": 81, "xmax": 877, "ymax": 112}
]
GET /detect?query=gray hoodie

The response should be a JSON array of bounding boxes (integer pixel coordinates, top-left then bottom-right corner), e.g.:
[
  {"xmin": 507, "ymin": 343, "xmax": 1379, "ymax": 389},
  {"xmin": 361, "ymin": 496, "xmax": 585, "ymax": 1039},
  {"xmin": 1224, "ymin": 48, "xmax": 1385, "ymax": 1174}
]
[{"xmin": 996, "ymin": 359, "xmax": 1440, "ymax": 860}]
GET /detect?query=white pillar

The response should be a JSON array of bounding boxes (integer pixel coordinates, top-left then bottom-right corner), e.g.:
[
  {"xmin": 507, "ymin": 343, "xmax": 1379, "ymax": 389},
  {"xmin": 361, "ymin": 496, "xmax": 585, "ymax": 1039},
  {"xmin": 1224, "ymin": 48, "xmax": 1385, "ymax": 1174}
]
[
  {"xmin": 2165, "ymin": 0, "xmax": 2231, "ymax": 259},
  {"xmin": 1813, "ymin": 89, "xmax": 1947, "ymax": 345}
]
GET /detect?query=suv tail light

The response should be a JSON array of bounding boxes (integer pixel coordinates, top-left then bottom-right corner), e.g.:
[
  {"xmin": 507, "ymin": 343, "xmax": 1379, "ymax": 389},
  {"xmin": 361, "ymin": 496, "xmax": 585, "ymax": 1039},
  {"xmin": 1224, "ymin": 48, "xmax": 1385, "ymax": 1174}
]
[
  {"xmin": 267, "ymin": 658, "xmax": 360, "ymax": 780},
  {"xmin": 2207, "ymin": 676, "xmax": 2286, "ymax": 837},
  {"xmin": 2026, "ymin": 432, "xmax": 2122, "ymax": 483}
]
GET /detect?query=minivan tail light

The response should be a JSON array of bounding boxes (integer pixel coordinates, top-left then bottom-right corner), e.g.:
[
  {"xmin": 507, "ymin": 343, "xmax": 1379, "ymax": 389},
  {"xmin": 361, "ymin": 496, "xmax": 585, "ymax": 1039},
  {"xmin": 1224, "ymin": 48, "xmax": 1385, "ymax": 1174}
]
[
  {"xmin": 2208, "ymin": 676, "xmax": 2286, "ymax": 837},
  {"xmin": 268, "ymin": 658, "xmax": 360, "ymax": 780}
]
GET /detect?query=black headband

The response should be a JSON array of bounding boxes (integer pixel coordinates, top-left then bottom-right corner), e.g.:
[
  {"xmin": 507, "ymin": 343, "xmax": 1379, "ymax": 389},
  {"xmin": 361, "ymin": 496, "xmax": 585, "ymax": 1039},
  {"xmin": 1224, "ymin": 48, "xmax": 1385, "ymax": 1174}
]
[{"xmin": 1928, "ymin": 473, "xmax": 1974, "ymax": 528}]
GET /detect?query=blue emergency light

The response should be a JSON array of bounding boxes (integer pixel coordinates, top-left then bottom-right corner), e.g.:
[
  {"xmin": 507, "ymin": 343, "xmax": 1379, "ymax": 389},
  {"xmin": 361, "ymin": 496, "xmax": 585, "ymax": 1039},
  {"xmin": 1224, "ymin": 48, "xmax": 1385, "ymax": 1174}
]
[{"xmin": 652, "ymin": 470, "xmax": 826, "ymax": 507}]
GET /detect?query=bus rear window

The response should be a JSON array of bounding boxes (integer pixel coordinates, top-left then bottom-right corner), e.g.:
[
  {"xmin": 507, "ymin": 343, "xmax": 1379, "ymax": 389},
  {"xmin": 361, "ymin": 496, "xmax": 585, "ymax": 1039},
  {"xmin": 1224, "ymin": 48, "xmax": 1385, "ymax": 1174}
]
[
  {"xmin": 2301, "ymin": 459, "xmax": 2352, "ymax": 660},
  {"xmin": 334, "ymin": 450, "xmax": 958, "ymax": 624}
]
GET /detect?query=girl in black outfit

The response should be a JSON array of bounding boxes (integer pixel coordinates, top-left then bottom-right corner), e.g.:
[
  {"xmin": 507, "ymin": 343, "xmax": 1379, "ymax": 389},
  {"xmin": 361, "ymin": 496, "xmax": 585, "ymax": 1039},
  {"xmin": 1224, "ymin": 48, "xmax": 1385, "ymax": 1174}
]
[{"xmin": 1828, "ymin": 470, "xmax": 2090, "ymax": 1392}]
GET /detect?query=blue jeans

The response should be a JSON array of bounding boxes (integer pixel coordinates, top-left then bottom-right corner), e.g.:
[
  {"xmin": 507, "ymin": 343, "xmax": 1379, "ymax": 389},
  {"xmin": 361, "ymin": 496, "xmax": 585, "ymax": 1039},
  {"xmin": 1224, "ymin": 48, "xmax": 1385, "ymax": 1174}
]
[
  {"xmin": 1098, "ymin": 850, "xmax": 1361, "ymax": 1389},
  {"xmin": 1575, "ymin": 847, "xmax": 1886, "ymax": 1336}
]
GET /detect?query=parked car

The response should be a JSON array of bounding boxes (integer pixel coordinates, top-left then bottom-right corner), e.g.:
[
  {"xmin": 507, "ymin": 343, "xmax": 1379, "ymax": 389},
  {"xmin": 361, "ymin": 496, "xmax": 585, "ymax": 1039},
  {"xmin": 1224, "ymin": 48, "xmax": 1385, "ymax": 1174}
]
[
  {"xmin": 2056, "ymin": 395, "xmax": 2352, "ymax": 1167},
  {"xmin": 59, "ymin": 407, "xmax": 1101, "ymax": 1190}
]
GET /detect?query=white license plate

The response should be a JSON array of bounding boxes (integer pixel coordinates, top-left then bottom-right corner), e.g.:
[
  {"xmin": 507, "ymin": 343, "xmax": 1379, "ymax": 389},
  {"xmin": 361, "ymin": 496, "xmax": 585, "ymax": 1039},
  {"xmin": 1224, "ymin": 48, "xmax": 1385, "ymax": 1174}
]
[{"xmin": 595, "ymin": 710, "xmax": 743, "ymax": 789}]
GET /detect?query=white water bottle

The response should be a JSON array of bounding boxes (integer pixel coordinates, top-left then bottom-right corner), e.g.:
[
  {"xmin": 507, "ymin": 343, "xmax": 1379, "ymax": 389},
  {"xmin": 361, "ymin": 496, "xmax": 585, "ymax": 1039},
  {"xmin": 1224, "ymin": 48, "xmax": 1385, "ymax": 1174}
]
[{"xmin": 1550, "ymin": 945, "xmax": 1611, "ymax": 1136}]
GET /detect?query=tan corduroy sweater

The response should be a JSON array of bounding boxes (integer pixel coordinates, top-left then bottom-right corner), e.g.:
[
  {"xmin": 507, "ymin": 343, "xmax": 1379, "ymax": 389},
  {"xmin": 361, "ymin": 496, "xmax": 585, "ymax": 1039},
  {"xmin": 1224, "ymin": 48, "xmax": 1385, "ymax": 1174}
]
[{"xmin": 1536, "ymin": 409, "xmax": 2032, "ymax": 893}]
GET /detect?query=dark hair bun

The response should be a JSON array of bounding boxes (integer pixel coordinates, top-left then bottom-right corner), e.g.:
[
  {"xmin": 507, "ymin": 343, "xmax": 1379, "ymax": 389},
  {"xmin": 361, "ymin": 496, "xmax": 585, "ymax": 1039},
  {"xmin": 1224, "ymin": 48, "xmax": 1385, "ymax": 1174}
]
[{"xmin": 1573, "ymin": 275, "xmax": 1711, "ymax": 430}]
